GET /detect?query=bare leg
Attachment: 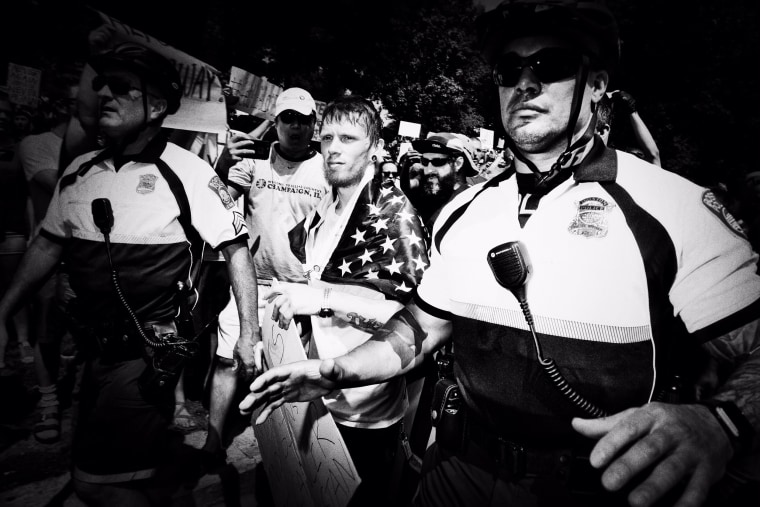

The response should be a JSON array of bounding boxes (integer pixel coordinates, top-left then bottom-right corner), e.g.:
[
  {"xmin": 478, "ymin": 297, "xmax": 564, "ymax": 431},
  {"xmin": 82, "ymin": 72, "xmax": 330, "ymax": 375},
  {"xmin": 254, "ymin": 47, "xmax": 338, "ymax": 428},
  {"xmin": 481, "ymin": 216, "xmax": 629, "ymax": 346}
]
[{"xmin": 202, "ymin": 355, "xmax": 236, "ymax": 462}]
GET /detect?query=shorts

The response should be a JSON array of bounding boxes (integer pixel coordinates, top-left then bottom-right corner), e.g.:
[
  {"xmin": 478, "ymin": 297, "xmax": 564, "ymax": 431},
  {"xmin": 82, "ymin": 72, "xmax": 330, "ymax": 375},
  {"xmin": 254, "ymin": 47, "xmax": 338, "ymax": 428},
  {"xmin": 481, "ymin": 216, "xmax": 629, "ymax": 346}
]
[
  {"xmin": 216, "ymin": 284, "xmax": 268, "ymax": 359},
  {"xmin": 72, "ymin": 356, "xmax": 174, "ymax": 481}
]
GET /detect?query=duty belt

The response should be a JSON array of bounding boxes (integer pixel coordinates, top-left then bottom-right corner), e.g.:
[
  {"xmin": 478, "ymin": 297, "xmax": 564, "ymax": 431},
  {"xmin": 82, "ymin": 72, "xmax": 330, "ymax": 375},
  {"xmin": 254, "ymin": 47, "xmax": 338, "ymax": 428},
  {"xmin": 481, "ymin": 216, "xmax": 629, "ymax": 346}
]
[{"xmin": 459, "ymin": 410, "xmax": 601, "ymax": 489}]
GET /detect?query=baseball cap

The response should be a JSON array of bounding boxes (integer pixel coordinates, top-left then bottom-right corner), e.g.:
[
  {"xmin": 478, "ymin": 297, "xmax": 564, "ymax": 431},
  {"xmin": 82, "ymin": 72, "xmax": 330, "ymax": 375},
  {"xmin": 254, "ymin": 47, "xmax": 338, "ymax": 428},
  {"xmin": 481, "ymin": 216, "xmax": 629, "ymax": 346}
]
[
  {"xmin": 413, "ymin": 133, "xmax": 478, "ymax": 176},
  {"xmin": 274, "ymin": 87, "xmax": 316, "ymax": 117}
]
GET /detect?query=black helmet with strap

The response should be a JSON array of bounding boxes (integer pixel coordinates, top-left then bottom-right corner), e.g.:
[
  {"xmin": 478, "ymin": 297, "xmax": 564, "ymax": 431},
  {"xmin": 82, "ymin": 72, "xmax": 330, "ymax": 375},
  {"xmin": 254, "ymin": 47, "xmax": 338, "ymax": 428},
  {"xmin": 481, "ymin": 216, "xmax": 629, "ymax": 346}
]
[
  {"xmin": 477, "ymin": 0, "xmax": 620, "ymax": 71},
  {"xmin": 89, "ymin": 42, "xmax": 183, "ymax": 117},
  {"xmin": 476, "ymin": 0, "xmax": 620, "ymax": 191}
]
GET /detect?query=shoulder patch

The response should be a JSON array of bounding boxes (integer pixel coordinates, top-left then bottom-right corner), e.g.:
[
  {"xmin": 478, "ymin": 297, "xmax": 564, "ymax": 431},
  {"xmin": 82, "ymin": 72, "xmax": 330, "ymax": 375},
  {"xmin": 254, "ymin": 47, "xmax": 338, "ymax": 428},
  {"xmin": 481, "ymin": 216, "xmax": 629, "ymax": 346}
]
[
  {"xmin": 702, "ymin": 190, "xmax": 746, "ymax": 238},
  {"xmin": 208, "ymin": 175, "xmax": 235, "ymax": 210}
]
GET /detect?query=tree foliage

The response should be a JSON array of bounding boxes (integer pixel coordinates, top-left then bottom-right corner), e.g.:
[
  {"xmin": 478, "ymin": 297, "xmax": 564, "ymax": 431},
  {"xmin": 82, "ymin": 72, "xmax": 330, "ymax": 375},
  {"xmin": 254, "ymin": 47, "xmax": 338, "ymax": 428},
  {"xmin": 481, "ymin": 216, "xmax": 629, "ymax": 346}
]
[{"xmin": 4, "ymin": 0, "xmax": 759, "ymax": 189}]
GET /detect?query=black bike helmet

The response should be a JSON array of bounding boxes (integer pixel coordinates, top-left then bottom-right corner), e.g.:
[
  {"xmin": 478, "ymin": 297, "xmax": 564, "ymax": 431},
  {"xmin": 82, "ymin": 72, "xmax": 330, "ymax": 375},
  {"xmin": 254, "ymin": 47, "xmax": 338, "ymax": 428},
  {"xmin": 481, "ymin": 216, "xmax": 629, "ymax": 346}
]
[
  {"xmin": 477, "ymin": 0, "xmax": 620, "ymax": 72},
  {"xmin": 89, "ymin": 42, "xmax": 183, "ymax": 115}
]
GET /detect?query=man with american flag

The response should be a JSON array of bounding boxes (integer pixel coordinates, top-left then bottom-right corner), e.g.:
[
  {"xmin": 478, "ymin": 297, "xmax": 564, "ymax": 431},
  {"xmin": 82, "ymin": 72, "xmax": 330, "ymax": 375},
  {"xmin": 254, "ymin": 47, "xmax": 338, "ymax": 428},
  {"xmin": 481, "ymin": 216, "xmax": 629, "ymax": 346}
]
[{"xmin": 259, "ymin": 95, "xmax": 430, "ymax": 507}]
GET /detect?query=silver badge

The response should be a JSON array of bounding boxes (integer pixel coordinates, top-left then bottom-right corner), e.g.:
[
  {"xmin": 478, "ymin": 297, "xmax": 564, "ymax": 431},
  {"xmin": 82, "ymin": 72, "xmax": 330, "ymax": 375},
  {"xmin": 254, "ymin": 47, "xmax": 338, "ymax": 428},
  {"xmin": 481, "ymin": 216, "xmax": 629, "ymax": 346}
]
[
  {"xmin": 136, "ymin": 174, "xmax": 158, "ymax": 194},
  {"xmin": 568, "ymin": 197, "xmax": 616, "ymax": 238}
]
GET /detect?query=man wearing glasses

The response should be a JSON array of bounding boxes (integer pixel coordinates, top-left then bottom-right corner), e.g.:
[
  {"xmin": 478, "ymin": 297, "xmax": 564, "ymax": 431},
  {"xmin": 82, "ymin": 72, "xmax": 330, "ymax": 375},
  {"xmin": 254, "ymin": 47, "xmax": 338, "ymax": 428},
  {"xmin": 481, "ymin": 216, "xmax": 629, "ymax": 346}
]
[
  {"xmin": 206, "ymin": 87, "xmax": 329, "ymax": 466},
  {"xmin": 0, "ymin": 42, "xmax": 260, "ymax": 505},
  {"xmin": 242, "ymin": 1, "xmax": 760, "ymax": 505},
  {"xmin": 410, "ymin": 133, "xmax": 479, "ymax": 230}
]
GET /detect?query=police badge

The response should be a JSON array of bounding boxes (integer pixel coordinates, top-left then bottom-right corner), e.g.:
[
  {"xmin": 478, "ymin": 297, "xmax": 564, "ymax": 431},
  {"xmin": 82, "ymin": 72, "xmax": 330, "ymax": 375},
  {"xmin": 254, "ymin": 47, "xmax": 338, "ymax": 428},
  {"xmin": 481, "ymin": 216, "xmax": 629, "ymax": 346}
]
[
  {"xmin": 136, "ymin": 174, "xmax": 158, "ymax": 194},
  {"xmin": 568, "ymin": 197, "xmax": 616, "ymax": 238}
]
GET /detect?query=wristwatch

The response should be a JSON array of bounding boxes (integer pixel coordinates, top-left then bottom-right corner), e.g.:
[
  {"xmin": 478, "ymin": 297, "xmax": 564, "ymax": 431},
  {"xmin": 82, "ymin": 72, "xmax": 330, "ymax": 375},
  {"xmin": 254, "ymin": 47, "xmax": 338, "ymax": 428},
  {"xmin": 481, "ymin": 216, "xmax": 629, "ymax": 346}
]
[
  {"xmin": 700, "ymin": 399, "xmax": 755, "ymax": 456},
  {"xmin": 318, "ymin": 288, "xmax": 334, "ymax": 318}
]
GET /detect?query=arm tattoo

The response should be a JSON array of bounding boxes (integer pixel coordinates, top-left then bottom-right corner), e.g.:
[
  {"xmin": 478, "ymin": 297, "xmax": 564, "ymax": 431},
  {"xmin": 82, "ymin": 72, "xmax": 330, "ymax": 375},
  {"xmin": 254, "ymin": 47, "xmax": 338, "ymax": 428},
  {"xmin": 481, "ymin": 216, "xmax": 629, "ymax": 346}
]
[
  {"xmin": 370, "ymin": 307, "xmax": 427, "ymax": 369},
  {"xmin": 346, "ymin": 312, "xmax": 383, "ymax": 332}
]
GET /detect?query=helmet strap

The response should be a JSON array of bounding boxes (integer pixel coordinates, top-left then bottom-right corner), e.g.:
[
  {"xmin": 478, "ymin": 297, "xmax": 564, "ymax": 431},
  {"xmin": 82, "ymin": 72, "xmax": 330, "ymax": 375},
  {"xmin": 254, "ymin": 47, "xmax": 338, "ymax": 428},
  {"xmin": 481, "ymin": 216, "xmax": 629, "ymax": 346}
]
[{"xmin": 508, "ymin": 54, "xmax": 596, "ymax": 193}]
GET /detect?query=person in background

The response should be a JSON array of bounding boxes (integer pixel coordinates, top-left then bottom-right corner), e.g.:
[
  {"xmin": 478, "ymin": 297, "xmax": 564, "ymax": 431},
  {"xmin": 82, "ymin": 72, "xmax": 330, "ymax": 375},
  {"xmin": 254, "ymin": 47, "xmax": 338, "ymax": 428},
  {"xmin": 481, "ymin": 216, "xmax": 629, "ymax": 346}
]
[
  {"xmin": 596, "ymin": 90, "xmax": 661, "ymax": 167},
  {"xmin": 201, "ymin": 87, "xmax": 328, "ymax": 468},
  {"xmin": 18, "ymin": 76, "xmax": 81, "ymax": 443},
  {"xmin": 0, "ymin": 92, "xmax": 33, "ymax": 370},
  {"xmin": 412, "ymin": 132, "xmax": 479, "ymax": 229},
  {"xmin": 260, "ymin": 95, "xmax": 429, "ymax": 507},
  {"xmin": 241, "ymin": 1, "xmax": 760, "ymax": 506},
  {"xmin": 0, "ymin": 42, "xmax": 260, "ymax": 505}
]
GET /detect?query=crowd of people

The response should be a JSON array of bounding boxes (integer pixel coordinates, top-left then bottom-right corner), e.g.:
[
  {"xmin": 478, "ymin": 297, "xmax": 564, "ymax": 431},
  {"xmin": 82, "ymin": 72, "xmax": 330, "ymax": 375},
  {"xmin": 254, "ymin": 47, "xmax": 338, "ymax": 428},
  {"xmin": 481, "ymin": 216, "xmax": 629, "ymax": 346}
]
[{"xmin": 1, "ymin": 0, "xmax": 759, "ymax": 506}]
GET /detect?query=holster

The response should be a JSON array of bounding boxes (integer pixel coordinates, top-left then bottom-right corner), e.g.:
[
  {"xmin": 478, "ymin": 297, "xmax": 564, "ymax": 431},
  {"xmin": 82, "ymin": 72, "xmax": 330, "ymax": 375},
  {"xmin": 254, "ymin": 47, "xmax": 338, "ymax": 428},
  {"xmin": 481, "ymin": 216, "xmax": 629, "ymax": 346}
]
[{"xmin": 430, "ymin": 377, "xmax": 466, "ymax": 452}]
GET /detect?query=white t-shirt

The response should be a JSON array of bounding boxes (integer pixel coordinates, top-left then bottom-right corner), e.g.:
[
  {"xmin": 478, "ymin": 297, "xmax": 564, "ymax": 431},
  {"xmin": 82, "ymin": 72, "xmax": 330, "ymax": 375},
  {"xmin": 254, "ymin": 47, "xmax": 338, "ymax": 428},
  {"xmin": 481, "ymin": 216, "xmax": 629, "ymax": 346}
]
[{"xmin": 227, "ymin": 143, "xmax": 329, "ymax": 282}]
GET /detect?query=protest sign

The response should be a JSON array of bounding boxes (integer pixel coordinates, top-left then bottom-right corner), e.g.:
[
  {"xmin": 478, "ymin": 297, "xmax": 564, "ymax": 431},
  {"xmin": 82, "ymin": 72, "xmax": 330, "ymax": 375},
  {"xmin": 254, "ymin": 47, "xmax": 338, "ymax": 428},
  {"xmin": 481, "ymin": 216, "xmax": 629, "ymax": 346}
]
[
  {"xmin": 94, "ymin": 10, "xmax": 228, "ymax": 134},
  {"xmin": 7, "ymin": 63, "xmax": 41, "ymax": 108},
  {"xmin": 479, "ymin": 127, "xmax": 495, "ymax": 150},
  {"xmin": 254, "ymin": 304, "xmax": 360, "ymax": 507},
  {"xmin": 398, "ymin": 120, "xmax": 421, "ymax": 139}
]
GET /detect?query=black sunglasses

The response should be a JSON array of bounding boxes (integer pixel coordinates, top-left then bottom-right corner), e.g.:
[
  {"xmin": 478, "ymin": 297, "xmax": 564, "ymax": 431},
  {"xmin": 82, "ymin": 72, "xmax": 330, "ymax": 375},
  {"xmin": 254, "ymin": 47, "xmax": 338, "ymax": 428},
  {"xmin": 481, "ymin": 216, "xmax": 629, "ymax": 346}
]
[
  {"xmin": 278, "ymin": 111, "xmax": 314, "ymax": 124},
  {"xmin": 492, "ymin": 47, "xmax": 582, "ymax": 87},
  {"xmin": 421, "ymin": 157, "xmax": 450, "ymax": 167},
  {"xmin": 92, "ymin": 75, "xmax": 140, "ymax": 95}
]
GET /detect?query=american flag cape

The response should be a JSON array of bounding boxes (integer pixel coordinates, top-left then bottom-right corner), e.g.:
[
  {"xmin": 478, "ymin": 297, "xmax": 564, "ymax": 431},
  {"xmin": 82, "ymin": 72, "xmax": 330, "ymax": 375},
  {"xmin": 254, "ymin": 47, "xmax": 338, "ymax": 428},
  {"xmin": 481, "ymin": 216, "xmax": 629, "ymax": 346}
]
[{"xmin": 289, "ymin": 178, "xmax": 430, "ymax": 304}]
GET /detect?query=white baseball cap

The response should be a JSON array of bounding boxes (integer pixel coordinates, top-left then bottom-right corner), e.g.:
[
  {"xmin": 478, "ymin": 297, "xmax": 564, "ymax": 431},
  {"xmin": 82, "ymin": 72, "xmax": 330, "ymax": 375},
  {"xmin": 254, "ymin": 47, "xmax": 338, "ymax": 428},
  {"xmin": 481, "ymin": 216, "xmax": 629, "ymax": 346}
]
[{"xmin": 274, "ymin": 87, "xmax": 316, "ymax": 117}]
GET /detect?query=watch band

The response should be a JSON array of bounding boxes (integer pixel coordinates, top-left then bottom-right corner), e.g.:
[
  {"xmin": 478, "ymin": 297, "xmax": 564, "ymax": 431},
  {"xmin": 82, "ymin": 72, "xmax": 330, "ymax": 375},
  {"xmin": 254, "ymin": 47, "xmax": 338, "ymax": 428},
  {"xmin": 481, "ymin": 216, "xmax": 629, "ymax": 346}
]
[
  {"xmin": 318, "ymin": 288, "xmax": 334, "ymax": 318},
  {"xmin": 700, "ymin": 399, "xmax": 755, "ymax": 456}
]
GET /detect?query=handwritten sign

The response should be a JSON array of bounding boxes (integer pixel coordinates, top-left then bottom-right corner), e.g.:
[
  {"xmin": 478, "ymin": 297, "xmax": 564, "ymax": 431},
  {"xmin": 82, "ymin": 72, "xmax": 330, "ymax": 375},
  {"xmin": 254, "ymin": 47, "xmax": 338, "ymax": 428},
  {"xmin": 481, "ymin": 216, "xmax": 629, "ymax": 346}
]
[
  {"xmin": 7, "ymin": 63, "xmax": 41, "ymax": 108},
  {"xmin": 93, "ymin": 10, "xmax": 228, "ymax": 134},
  {"xmin": 254, "ymin": 304, "xmax": 360, "ymax": 507}
]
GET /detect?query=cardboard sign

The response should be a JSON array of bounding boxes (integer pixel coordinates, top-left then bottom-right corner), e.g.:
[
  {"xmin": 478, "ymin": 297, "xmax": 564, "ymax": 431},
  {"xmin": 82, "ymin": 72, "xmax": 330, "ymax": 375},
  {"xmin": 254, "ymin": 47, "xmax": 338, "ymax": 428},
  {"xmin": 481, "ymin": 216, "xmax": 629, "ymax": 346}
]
[
  {"xmin": 7, "ymin": 63, "xmax": 41, "ymax": 108},
  {"xmin": 228, "ymin": 66, "xmax": 283, "ymax": 121},
  {"xmin": 254, "ymin": 304, "xmax": 360, "ymax": 507},
  {"xmin": 398, "ymin": 120, "xmax": 421, "ymax": 139},
  {"xmin": 94, "ymin": 10, "xmax": 228, "ymax": 134}
]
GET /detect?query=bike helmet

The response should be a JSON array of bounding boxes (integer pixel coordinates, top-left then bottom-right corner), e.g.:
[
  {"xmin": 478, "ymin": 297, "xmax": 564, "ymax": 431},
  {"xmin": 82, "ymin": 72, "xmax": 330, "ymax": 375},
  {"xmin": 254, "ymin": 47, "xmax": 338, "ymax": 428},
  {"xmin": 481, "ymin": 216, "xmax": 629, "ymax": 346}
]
[
  {"xmin": 477, "ymin": 0, "xmax": 620, "ymax": 72},
  {"xmin": 89, "ymin": 42, "xmax": 182, "ymax": 115}
]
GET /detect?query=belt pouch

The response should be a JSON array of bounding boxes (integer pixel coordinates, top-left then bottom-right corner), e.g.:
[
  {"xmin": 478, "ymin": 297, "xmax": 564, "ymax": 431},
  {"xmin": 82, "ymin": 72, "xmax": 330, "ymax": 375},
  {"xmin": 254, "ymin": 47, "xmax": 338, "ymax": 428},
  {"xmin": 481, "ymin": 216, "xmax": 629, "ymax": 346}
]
[{"xmin": 431, "ymin": 377, "xmax": 465, "ymax": 451}]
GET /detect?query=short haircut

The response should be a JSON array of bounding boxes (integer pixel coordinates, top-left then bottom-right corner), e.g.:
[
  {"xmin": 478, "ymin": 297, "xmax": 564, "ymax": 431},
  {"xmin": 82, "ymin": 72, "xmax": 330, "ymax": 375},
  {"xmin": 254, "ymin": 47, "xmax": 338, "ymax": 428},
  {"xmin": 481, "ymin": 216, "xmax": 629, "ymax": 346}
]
[
  {"xmin": 321, "ymin": 95, "xmax": 382, "ymax": 147},
  {"xmin": 596, "ymin": 93, "xmax": 613, "ymax": 133}
]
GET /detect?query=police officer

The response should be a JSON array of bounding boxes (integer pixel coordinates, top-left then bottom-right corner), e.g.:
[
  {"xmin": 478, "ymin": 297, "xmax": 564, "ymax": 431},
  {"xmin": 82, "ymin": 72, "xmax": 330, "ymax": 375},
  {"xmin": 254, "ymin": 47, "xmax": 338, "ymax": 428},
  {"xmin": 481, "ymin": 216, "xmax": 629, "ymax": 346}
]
[
  {"xmin": 0, "ymin": 43, "xmax": 260, "ymax": 505},
  {"xmin": 241, "ymin": 1, "xmax": 759, "ymax": 506}
]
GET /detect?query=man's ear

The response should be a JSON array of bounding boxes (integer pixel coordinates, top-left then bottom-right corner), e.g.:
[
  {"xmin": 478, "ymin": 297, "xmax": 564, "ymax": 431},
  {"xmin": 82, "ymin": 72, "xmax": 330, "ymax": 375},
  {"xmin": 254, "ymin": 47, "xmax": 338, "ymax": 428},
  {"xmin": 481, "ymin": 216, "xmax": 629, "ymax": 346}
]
[
  {"xmin": 453, "ymin": 155, "xmax": 465, "ymax": 174},
  {"xmin": 148, "ymin": 97, "xmax": 168, "ymax": 121},
  {"xmin": 589, "ymin": 69, "xmax": 609, "ymax": 104}
]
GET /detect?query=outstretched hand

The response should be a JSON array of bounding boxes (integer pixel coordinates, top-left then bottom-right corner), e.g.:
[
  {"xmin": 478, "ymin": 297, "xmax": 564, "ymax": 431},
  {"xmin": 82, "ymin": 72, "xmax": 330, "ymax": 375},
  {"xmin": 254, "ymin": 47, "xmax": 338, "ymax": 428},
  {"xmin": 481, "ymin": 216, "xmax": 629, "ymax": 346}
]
[
  {"xmin": 572, "ymin": 402, "xmax": 733, "ymax": 507},
  {"xmin": 239, "ymin": 358, "xmax": 343, "ymax": 424}
]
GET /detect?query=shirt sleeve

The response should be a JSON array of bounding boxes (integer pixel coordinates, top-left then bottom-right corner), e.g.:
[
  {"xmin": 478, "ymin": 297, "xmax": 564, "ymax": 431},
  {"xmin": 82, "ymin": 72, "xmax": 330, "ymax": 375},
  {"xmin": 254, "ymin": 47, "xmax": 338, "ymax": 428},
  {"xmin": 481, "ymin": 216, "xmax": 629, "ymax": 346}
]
[
  {"xmin": 186, "ymin": 160, "xmax": 248, "ymax": 249},
  {"xmin": 671, "ymin": 188, "xmax": 760, "ymax": 336},
  {"xmin": 226, "ymin": 159, "xmax": 255, "ymax": 194},
  {"xmin": 19, "ymin": 135, "xmax": 59, "ymax": 183},
  {"xmin": 414, "ymin": 221, "xmax": 454, "ymax": 316},
  {"xmin": 38, "ymin": 170, "xmax": 70, "ymax": 240}
]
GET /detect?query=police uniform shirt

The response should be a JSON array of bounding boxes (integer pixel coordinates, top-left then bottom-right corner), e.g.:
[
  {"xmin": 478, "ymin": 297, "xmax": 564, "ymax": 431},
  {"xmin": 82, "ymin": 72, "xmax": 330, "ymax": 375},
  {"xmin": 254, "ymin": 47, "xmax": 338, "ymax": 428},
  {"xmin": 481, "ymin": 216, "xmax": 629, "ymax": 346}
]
[
  {"xmin": 40, "ymin": 136, "xmax": 248, "ymax": 323},
  {"xmin": 415, "ymin": 143, "xmax": 760, "ymax": 440}
]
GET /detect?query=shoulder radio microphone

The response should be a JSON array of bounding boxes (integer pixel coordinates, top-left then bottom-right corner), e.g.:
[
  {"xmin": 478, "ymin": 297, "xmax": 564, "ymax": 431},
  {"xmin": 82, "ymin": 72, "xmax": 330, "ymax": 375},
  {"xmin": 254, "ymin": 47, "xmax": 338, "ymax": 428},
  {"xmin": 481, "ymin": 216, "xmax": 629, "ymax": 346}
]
[{"xmin": 487, "ymin": 241, "xmax": 607, "ymax": 418}]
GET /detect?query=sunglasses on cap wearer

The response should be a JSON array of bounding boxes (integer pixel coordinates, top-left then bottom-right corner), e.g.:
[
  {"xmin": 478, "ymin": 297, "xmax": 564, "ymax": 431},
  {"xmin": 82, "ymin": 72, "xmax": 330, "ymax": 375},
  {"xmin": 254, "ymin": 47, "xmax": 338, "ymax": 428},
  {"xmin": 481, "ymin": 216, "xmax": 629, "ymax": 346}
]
[
  {"xmin": 492, "ymin": 47, "xmax": 583, "ymax": 87},
  {"xmin": 278, "ymin": 110, "xmax": 314, "ymax": 124},
  {"xmin": 92, "ymin": 75, "xmax": 141, "ymax": 96},
  {"xmin": 420, "ymin": 156, "xmax": 451, "ymax": 168}
]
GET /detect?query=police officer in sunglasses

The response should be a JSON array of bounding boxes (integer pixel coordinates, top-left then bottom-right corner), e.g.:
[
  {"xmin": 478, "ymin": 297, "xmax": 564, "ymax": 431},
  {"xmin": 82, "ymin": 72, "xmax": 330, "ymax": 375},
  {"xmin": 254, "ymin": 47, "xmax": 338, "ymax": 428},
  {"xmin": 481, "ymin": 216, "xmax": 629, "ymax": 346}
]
[
  {"xmin": 241, "ymin": 1, "xmax": 760, "ymax": 506},
  {"xmin": 0, "ymin": 41, "xmax": 260, "ymax": 505}
]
